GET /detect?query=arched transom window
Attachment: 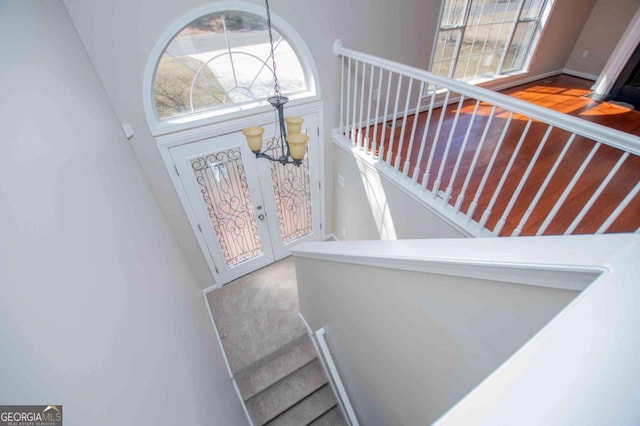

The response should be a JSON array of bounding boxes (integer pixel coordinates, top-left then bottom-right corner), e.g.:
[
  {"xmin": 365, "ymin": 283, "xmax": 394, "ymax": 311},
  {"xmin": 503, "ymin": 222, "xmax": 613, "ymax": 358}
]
[{"xmin": 153, "ymin": 9, "xmax": 310, "ymax": 121}]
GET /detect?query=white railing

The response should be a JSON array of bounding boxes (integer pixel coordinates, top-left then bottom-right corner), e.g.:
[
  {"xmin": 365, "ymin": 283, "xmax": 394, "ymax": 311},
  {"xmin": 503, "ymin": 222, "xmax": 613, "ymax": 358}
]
[
  {"xmin": 315, "ymin": 328, "xmax": 359, "ymax": 426},
  {"xmin": 333, "ymin": 40, "xmax": 640, "ymax": 237}
]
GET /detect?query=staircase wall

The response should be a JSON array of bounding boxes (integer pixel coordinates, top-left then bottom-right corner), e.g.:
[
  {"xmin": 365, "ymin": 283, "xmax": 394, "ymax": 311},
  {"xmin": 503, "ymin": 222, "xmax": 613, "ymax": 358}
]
[
  {"xmin": 332, "ymin": 143, "xmax": 469, "ymax": 241},
  {"xmin": 293, "ymin": 237, "xmax": 610, "ymax": 425}
]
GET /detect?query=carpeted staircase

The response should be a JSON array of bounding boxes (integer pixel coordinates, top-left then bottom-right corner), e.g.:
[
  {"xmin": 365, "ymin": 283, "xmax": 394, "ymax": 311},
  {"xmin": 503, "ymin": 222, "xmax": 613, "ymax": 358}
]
[
  {"xmin": 207, "ymin": 257, "xmax": 348, "ymax": 426},
  {"xmin": 239, "ymin": 334, "xmax": 344, "ymax": 425}
]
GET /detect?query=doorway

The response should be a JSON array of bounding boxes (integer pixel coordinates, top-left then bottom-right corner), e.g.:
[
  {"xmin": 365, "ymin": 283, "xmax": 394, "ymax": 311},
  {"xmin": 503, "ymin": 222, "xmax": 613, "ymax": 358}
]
[{"xmin": 170, "ymin": 112, "xmax": 321, "ymax": 284}]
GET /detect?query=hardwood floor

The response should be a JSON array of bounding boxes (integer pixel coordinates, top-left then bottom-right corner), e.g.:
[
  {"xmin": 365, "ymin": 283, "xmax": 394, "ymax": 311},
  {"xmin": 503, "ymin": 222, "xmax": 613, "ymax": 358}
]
[{"xmin": 361, "ymin": 75, "xmax": 640, "ymax": 236}]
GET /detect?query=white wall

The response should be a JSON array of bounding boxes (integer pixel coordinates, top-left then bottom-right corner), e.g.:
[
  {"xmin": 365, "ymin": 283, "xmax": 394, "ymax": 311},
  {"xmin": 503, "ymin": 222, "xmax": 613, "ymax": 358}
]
[
  {"xmin": 59, "ymin": 0, "xmax": 601, "ymax": 280},
  {"xmin": 295, "ymin": 252, "xmax": 581, "ymax": 424},
  {"xmin": 294, "ymin": 235, "xmax": 640, "ymax": 425},
  {"xmin": 0, "ymin": 2, "xmax": 246, "ymax": 424},
  {"xmin": 332, "ymin": 144, "xmax": 467, "ymax": 241},
  {"xmin": 61, "ymin": 0, "xmax": 443, "ymax": 286},
  {"xmin": 526, "ymin": 0, "xmax": 597, "ymax": 76},
  {"xmin": 565, "ymin": 0, "xmax": 640, "ymax": 78}
]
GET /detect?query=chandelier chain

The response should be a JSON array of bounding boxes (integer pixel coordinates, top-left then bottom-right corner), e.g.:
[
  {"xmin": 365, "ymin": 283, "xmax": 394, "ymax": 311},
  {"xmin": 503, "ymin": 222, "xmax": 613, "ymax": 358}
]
[{"xmin": 265, "ymin": 0, "xmax": 281, "ymax": 99}]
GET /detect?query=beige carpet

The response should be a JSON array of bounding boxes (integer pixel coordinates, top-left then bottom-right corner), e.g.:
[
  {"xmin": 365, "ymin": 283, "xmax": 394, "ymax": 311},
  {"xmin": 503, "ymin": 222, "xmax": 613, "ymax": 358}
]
[
  {"xmin": 206, "ymin": 256, "xmax": 306, "ymax": 374},
  {"xmin": 206, "ymin": 256, "xmax": 348, "ymax": 425}
]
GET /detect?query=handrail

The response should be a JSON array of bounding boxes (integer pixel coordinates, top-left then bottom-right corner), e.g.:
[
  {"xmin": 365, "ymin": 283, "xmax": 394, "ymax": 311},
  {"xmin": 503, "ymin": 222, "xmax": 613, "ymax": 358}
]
[
  {"xmin": 333, "ymin": 39, "xmax": 640, "ymax": 156},
  {"xmin": 315, "ymin": 328, "xmax": 360, "ymax": 426}
]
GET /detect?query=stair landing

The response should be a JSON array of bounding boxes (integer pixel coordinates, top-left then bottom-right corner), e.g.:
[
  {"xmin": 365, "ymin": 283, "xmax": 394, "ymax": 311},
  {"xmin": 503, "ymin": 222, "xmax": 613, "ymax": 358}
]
[{"xmin": 206, "ymin": 257, "xmax": 347, "ymax": 426}]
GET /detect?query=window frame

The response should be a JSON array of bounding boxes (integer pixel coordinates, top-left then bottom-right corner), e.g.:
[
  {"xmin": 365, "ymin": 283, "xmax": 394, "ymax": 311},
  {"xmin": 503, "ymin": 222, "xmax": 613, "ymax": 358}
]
[
  {"xmin": 143, "ymin": 1, "xmax": 320, "ymax": 137},
  {"xmin": 429, "ymin": 0, "xmax": 551, "ymax": 84}
]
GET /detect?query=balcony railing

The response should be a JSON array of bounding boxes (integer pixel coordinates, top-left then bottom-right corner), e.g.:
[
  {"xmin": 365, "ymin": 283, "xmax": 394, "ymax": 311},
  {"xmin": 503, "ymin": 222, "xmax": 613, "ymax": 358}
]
[{"xmin": 333, "ymin": 40, "xmax": 640, "ymax": 237}]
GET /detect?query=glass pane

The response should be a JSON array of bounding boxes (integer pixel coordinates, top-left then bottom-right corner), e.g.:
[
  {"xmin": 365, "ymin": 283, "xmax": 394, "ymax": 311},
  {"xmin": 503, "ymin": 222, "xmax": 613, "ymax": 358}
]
[
  {"xmin": 441, "ymin": 0, "xmax": 468, "ymax": 27},
  {"xmin": 433, "ymin": 29, "xmax": 461, "ymax": 78},
  {"xmin": 433, "ymin": 0, "xmax": 550, "ymax": 83},
  {"xmin": 155, "ymin": 11, "xmax": 307, "ymax": 120},
  {"xmin": 521, "ymin": 0, "xmax": 546, "ymax": 20},
  {"xmin": 433, "ymin": 59, "xmax": 455, "ymax": 78},
  {"xmin": 456, "ymin": 1, "xmax": 518, "ymax": 81},
  {"xmin": 191, "ymin": 147, "xmax": 263, "ymax": 267},
  {"xmin": 264, "ymin": 137, "xmax": 313, "ymax": 244},
  {"xmin": 503, "ymin": 21, "xmax": 538, "ymax": 72}
]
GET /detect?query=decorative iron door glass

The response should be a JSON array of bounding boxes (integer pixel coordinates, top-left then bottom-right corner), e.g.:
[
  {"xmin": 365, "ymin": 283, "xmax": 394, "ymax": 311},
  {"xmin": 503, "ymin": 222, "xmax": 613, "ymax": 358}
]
[
  {"xmin": 170, "ymin": 113, "xmax": 320, "ymax": 284},
  {"xmin": 190, "ymin": 148, "xmax": 265, "ymax": 267},
  {"xmin": 265, "ymin": 139, "xmax": 313, "ymax": 245},
  {"xmin": 154, "ymin": 11, "xmax": 307, "ymax": 120},
  {"xmin": 172, "ymin": 133, "xmax": 274, "ymax": 282}
]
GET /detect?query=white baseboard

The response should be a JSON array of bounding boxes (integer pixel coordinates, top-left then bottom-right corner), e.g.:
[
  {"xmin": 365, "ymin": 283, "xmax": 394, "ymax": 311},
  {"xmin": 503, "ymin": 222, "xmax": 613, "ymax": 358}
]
[
  {"xmin": 202, "ymin": 281, "xmax": 221, "ymax": 294},
  {"xmin": 562, "ymin": 68, "xmax": 598, "ymax": 82},
  {"xmin": 479, "ymin": 69, "xmax": 563, "ymax": 93},
  {"xmin": 201, "ymin": 290, "xmax": 254, "ymax": 425}
]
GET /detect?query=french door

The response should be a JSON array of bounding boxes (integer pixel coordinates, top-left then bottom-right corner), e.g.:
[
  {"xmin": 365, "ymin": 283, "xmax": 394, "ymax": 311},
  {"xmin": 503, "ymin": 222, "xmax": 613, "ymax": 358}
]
[{"xmin": 170, "ymin": 113, "xmax": 321, "ymax": 284}]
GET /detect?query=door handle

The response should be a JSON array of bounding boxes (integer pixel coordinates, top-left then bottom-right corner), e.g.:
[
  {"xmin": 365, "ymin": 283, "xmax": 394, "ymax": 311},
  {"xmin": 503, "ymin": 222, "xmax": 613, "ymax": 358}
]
[{"xmin": 256, "ymin": 205, "xmax": 265, "ymax": 221}]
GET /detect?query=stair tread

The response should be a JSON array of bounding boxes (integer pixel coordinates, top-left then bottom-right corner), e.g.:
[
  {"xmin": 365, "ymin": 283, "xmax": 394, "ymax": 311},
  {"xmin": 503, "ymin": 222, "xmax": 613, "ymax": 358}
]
[
  {"xmin": 237, "ymin": 334, "xmax": 317, "ymax": 401},
  {"xmin": 309, "ymin": 406, "xmax": 348, "ymax": 426},
  {"xmin": 246, "ymin": 358, "xmax": 328, "ymax": 425},
  {"xmin": 266, "ymin": 385, "xmax": 337, "ymax": 426}
]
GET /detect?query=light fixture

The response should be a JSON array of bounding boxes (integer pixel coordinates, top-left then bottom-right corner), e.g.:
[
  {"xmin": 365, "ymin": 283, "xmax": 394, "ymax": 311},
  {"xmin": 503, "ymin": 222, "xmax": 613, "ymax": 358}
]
[{"xmin": 242, "ymin": 0, "xmax": 308, "ymax": 167}]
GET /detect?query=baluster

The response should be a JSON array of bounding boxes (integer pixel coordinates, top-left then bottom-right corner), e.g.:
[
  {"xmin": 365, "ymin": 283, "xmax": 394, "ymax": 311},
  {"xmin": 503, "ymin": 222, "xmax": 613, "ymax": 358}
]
[
  {"xmin": 480, "ymin": 119, "xmax": 532, "ymax": 229},
  {"xmin": 494, "ymin": 125, "xmax": 554, "ymax": 236},
  {"xmin": 346, "ymin": 58, "xmax": 352, "ymax": 142},
  {"xmin": 446, "ymin": 100, "xmax": 480, "ymax": 210},
  {"xmin": 434, "ymin": 95, "xmax": 466, "ymax": 200},
  {"xmin": 364, "ymin": 63, "xmax": 375, "ymax": 155},
  {"xmin": 395, "ymin": 78, "xmax": 414, "ymax": 172},
  {"xmin": 536, "ymin": 142, "xmax": 601, "ymax": 235},
  {"xmin": 413, "ymin": 84, "xmax": 438, "ymax": 184},
  {"xmin": 467, "ymin": 112, "xmax": 513, "ymax": 220},
  {"xmin": 358, "ymin": 62, "xmax": 367, "ymax": 150},
  {"xmin": 422, "ymin": 90, "xmax": 452, "ymax": 191},
  {"xmin": 351, "ymin": 60, "xmax": 359, "ymax": 144},
  {"xmin": 455, "ymin": 105, "xmax": 497, "ymax": 211},
  {"xmin": 512, "ymin": 134, "xmax": 576, "ymax": 236},
  {"xmin": 596, "ymin": 181, "xmax": 640, "ymax": 234},
  {"xmin": 371, "ymin": 67, "xmax": 384, "ymax": 159},
  {"xmin": 386, "ymin": 74, "xmax": 403, "ymax": 166},
  {"xmin": 404, "ymin": 82, "xmax": 426, "ymax": 177},
  {"xmin": 340, "ymin": 55, "xmax": 345, "ymax": 136},
  {"xmin": 378, "ymin": 72, "xmax": 393, "ymax": 162},
  {"xmin": 564, "ymin": 152, "xmax": 630, "ymax": 235}
]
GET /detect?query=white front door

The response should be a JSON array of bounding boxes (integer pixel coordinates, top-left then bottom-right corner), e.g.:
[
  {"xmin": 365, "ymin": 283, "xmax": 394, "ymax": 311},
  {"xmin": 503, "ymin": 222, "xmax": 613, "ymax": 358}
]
[{"xmin": 170, "ymin": 113, "xmax": 321, "ymax": 284}]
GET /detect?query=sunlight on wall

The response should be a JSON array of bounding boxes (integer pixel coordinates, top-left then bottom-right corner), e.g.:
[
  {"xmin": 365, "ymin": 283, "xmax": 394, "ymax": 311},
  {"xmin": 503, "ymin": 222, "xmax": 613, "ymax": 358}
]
[{"xmin": 356, "ymin": 160, "xmax": 397, "ymax": 240}]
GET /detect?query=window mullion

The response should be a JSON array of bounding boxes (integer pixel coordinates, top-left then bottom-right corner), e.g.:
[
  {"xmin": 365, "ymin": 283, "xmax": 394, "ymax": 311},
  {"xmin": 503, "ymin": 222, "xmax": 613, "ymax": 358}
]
[
  {"xmin": 519, "ymin": 0, "xmax": 548, "ymax": 72},
  {"xmin": 449, "ymin": 0, "xmax": 474, "ymax": 79},
  {"xmin": 497, "ymin": 0, "xmax": 527, "ymax": 74}
]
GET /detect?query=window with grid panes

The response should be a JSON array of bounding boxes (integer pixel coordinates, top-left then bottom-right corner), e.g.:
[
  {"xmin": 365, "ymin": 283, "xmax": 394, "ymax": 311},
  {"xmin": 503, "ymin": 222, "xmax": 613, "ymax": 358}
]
[{"xmin": 431, "ymin": 0, "xmax": 549, "ymax": 83}]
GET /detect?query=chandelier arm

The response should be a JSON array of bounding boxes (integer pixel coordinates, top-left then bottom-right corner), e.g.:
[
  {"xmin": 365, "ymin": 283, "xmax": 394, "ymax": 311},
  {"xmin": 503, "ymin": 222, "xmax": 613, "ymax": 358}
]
[{"xmin": 254, "ymin": 151, "xmax": 302, "ymax": 167}]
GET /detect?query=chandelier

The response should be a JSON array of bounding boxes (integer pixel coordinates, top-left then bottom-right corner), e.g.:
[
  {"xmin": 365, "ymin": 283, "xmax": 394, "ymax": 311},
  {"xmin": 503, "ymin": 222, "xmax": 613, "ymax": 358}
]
[{"xmin": 242, "ymin": 0, "xmax": 308, "ymax": 167}]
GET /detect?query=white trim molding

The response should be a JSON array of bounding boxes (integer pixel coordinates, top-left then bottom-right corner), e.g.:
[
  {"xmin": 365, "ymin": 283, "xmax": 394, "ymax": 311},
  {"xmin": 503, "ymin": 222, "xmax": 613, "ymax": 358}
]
[
  {"xmin": 562, "ymin": 68, "xmax": 598, "ymax": 82},
  {"xmin": 315, "ymin": 328, "xmax": 360, "ymax": 426},
  {"xmin": 591, "ymin": 6, "xmax": 640, "ymax": 100},
  {"xmin": 202, "ymin": 289, "xmax": 254, "ymax": 425},
  {"xmin": 293, "ymin": 237, "xmax": 601, "ymax": 291}
]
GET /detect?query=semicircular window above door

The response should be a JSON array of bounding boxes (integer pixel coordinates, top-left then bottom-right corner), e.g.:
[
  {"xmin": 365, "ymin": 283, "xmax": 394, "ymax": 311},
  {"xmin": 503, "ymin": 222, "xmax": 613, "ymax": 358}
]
[{"xmin": 153, "ymin": 10, "xmax": 311, "ymax": 121}]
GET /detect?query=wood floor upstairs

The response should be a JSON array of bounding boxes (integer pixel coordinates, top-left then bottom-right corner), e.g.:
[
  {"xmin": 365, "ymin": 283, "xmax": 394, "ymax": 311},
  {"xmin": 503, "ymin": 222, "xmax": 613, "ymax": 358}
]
[{"xmin": 363, "ymin": 74, "xmax": 640, "ymax": 236}]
